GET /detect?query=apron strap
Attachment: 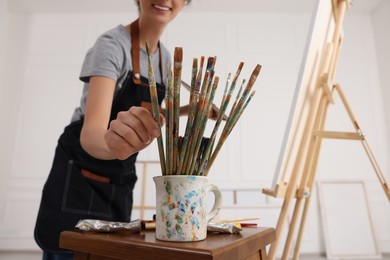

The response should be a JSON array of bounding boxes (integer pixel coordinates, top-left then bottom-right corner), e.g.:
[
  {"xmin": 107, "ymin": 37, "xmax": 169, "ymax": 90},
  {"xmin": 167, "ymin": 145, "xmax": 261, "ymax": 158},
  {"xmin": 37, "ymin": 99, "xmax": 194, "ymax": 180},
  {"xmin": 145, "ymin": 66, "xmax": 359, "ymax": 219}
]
[
  {"xmin": 130, "ymin": 19, "xmax": 142, "ymax": 85},
  {"xmin": 130, "ymin": 19, "xmax": 164, "ymax": 85}
]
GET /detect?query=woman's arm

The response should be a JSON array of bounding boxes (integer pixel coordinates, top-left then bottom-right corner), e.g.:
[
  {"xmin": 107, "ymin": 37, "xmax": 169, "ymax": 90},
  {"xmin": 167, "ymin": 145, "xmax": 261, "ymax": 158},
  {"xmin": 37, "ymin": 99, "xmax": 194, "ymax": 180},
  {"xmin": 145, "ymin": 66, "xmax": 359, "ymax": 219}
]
[
  {"xmin": 80, "ymin": 76, "xmax": 117, "ymax": 159},
  {"xmin": 80, "ymin": 76, "xmax": 162, "ymax": 160}
]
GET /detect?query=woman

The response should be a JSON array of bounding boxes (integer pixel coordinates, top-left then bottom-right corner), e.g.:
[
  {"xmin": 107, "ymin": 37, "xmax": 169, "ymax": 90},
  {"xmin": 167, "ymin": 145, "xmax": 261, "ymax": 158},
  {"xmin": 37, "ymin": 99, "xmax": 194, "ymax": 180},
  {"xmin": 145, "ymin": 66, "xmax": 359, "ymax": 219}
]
[{"xmin": 34, "ymin": 0, "xmax": 190, "ymax": 259}]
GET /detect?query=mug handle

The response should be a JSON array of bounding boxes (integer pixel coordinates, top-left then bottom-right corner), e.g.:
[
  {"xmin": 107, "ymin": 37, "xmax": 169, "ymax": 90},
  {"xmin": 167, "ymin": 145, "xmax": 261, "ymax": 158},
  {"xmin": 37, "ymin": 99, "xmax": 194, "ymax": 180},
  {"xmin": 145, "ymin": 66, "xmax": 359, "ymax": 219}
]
[{"xmin": 206, "ymin": 184, "xmax": 223, "ymax": 222}]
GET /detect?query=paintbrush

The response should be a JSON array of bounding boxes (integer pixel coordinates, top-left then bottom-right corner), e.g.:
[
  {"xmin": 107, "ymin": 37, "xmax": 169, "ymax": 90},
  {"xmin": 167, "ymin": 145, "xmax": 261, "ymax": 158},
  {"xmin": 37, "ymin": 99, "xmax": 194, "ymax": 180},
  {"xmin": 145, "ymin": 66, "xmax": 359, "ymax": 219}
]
[
  {"xmin": 146, "ymin": 42, "xmax": 166, "ymax": 175},
  {"xmin": 191, "ymin": 75, "xmax": 219, "ymax": 175},
  {"xmin": 186, "ymin": 58, "xmax": 216, "ymax": 173},
  {"xmin": 213, "ymin": 216, "xmax": 260, "ymax": 223},
  {"xmin": 177, "ymin": 58, "xmax": 199, "ymax": 175},
  {"xmin": 204, "ymin": 64, "xmax": 261, "ymax": 176},
  {"xmin": 182, "ymin": 57, "xmax": 206, "ymax": 174},
  {"xmin": 151, "ymin": 47, "xmax": 261, "ymax": 177},
  {"xmin": 166, "ymin": 70, "xmax": 174, "ymax": 174},
  {"xmin": 172, "ymin": 47, "xmax": 182, "ymax": 174},
  {"xmin": 197, "ymin": 62, "xmax": 244, "ymax": 175}
]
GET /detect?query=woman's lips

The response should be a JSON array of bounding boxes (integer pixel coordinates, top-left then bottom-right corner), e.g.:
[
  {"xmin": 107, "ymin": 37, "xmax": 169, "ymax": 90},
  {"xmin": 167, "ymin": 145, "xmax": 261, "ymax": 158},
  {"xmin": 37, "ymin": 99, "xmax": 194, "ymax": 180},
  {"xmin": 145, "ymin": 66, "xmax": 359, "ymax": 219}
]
[{"xmin": 152, "ymin": 4, "xmax": 172, "ymax": 12}]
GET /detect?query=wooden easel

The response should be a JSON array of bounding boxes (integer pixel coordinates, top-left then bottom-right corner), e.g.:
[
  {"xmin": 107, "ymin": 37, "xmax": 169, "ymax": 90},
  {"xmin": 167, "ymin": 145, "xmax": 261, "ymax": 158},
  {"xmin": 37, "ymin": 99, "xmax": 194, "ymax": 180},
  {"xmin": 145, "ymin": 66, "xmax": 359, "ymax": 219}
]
[{"xmin": 262, "ymin": 0, "xmax": 390, "ymax": 259}]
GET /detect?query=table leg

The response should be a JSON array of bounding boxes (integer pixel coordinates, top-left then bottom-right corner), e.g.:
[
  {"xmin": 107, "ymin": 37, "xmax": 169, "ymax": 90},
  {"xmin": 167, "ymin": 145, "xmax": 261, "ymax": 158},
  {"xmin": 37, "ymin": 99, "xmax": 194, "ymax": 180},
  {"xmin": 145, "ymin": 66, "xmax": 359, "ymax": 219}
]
[{"xmin": 260, "ymin": 248, "xmax": 269, "ymax": 260}]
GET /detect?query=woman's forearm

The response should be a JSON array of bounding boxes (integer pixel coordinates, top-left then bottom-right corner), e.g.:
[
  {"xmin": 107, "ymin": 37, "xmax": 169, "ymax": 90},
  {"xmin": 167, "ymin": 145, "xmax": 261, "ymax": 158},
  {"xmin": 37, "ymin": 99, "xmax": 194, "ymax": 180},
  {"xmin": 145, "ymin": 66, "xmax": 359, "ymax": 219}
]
[{"xmin": 80, "ymin": 126, "xmax": 118, "ymax": 160}]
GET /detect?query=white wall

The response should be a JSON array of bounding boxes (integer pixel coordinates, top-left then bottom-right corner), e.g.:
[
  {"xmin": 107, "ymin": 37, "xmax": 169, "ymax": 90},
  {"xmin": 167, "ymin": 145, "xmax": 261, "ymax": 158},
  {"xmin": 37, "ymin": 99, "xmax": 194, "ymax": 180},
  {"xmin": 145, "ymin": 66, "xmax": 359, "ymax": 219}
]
[
  {"xmin": 0, "ymin": 0, "xmax": 9, "ymax": 210},
  {"xmin": 0, "ymin": 1, "xmax": 389, "ymax": 258},
  {"xmin": 371, "ymin": 0, "xmax": 390, "ymax": 146}
]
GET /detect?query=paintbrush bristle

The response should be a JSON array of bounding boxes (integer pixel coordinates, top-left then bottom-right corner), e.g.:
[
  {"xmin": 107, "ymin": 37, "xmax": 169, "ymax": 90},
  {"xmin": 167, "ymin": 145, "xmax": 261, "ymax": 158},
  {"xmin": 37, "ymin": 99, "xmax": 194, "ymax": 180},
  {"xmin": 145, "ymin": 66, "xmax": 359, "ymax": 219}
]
[
  {"xmin": 174, "ymin": 47, "xmax": 183, "ymax": 62},
  {"xmin": 252, "ymin": 64, "xmax": 262, "ymax": 77},
  {"xmin": 238, "ymin": 61, "xmax": 244, "ymax": 71}
]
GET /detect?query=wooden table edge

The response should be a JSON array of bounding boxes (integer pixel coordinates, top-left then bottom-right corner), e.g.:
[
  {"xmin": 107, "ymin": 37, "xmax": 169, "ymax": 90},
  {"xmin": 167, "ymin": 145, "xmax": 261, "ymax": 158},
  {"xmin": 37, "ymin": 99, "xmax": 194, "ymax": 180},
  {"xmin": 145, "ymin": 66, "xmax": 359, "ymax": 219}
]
[{"xmin": 60, "ymin": 227, "xmax": 276, "ymax": 260}]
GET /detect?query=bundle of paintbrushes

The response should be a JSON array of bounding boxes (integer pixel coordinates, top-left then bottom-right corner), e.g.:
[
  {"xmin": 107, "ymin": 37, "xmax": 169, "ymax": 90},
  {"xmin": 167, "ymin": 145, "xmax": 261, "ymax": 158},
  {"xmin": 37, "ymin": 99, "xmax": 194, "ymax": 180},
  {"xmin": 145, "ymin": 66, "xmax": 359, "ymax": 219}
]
[{"xmin": 146, "ymin": 44, "xmax": 261, "ymax": 176}]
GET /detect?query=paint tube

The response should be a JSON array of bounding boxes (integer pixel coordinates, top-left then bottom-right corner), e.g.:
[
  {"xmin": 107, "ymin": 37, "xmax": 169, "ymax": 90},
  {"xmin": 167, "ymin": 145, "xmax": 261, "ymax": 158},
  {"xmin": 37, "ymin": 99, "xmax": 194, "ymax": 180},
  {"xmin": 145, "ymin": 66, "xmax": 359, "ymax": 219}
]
[
  {"xmin": 207, "ymin": 222, "xmax": 242, "ymax": 234},
  {"xmin": 75, "ymin": 219, "xmax": 141, "ymax": 232}
]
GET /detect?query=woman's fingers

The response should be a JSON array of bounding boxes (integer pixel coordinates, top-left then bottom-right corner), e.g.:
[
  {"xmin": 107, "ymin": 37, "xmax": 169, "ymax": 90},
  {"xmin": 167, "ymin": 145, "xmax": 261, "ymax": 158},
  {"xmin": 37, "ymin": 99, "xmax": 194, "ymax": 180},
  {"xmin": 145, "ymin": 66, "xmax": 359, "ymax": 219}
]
[
  {"xmin": 104, "ymin": 127, "xmax": 134, "ymax": 160},
  {"xmin": 105, "ymin": 106, "xmax": 162, "ymax": 160},
  {"xmin": 129, "ymin": 106, "xmax": 162, "ymax": 138}
]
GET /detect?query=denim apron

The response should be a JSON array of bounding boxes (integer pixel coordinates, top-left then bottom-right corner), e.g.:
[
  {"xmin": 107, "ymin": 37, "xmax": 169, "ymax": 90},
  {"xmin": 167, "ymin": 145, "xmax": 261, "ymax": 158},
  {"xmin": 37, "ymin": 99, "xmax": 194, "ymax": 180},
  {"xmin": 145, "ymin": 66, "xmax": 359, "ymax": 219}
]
[{"xmin": 34, "ymin": 19, "xmax": 165, "ymax": 253}]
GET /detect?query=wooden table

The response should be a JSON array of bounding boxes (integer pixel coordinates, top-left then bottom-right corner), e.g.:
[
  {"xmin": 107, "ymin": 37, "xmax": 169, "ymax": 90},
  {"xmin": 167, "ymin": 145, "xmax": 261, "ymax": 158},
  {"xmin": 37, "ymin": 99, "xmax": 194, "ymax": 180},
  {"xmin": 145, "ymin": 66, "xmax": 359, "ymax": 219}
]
[{"xmin": 60, "ymin": 227, "xmax": 275, "ymax": 260}]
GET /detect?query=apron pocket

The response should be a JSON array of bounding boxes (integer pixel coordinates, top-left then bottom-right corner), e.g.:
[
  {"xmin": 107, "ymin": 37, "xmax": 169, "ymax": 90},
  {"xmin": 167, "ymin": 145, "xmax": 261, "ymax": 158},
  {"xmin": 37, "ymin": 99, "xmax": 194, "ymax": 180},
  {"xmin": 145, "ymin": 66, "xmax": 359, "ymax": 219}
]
[{"xmin": 62, "ymin": 160, "xmax": 114, "ymax": 218}]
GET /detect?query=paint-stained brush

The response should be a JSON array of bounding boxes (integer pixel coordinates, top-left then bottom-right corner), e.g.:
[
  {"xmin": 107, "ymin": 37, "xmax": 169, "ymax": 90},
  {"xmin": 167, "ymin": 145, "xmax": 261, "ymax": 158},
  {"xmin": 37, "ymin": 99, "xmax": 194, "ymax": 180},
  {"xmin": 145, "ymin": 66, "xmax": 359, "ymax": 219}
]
[{"xmin": 146, "ymin": 42, "xmax": 166, "ymax": 175}]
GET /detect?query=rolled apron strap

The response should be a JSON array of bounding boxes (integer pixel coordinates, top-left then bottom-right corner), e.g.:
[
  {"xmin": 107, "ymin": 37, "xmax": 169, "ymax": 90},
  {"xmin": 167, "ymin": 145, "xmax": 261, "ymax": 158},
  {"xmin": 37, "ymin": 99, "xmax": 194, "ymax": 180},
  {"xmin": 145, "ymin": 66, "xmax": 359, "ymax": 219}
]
[
  {"xmin": 130, "ymin": 18, "xmax": 164, "ymax": 86},
  {"xmin": 81, "ymin": 169, "xmax": 110, "ymax": 183},
  {"xmin": 131, "ymin": 19, "xmax": 142, "ymax": 85}
]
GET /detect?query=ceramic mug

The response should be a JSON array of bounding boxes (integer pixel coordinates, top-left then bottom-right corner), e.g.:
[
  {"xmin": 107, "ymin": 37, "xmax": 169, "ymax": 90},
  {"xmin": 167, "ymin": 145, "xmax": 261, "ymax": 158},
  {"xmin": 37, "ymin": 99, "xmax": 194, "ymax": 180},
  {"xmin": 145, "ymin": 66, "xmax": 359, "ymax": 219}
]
[{"xmin": 153, "ymin": 175, "xmax": 222, "ymax": 242}]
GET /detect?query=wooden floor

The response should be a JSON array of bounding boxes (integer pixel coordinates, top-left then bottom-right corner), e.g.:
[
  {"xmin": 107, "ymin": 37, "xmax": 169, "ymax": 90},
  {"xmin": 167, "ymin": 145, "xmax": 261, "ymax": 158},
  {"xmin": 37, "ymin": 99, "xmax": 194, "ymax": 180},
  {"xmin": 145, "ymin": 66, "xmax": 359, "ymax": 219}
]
[
  {"xmin": 298, "ymin": 255, "xmax": 389, "ymax": 260},
  {"xmin": 1, "ymin": 252, "xmax": 389, "ymax": 260},
  {"xmin": 299, "ymin": 254, "xmax": 390, "ymax": 260}
]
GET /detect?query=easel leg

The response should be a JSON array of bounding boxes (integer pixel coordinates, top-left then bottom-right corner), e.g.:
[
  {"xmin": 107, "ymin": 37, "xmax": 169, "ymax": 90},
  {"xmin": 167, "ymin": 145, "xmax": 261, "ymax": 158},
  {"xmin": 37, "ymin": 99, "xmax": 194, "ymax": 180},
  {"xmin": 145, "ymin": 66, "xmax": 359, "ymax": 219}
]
[
  {"xmin": 334, "ymin": 84, "xmax": 390, "ymax": 202},
  {"xmin": 281, "ymin": 198, "xmax": 304, "ymax": 259},
  {"xmin": 292, "ymin": 91, "xmax": 331, "ymax": 259},
  {"xmin": 281, "ymin": 91, "xmax": 329, "ymax": 260},
  {"xmin": 269, "ymin": 81, "xmax": 326, "ymax": 260}
]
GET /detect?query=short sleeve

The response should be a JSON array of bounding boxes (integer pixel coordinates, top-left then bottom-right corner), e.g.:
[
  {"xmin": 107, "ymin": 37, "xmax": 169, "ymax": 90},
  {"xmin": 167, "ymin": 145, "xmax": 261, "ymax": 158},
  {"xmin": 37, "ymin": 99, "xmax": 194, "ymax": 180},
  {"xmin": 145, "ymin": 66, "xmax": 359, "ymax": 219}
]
[{"xmin": 79, "ymin": 33, "xmax": 125, "ymax": 83}]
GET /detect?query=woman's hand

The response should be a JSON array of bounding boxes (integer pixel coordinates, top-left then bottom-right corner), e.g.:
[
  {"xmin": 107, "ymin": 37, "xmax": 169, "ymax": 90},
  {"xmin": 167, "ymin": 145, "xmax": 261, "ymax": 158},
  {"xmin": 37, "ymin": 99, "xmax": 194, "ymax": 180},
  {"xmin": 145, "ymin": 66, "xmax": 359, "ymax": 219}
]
[
  {"xmin": 80, "ymin": 76, "xmax": 164, "ymax": 161},
  {"xmin": 105, "ymin": 106, "xmax": 164, "ymax": 160}
]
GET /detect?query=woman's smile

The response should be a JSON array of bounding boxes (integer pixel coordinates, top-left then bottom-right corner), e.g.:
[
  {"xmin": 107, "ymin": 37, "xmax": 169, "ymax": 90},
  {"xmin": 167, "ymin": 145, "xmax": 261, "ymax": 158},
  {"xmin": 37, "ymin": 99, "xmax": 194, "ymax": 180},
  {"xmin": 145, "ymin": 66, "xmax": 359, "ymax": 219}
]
[{"xmin": 152, "ymin": 3, "xmax": 172, "ymax": 13}]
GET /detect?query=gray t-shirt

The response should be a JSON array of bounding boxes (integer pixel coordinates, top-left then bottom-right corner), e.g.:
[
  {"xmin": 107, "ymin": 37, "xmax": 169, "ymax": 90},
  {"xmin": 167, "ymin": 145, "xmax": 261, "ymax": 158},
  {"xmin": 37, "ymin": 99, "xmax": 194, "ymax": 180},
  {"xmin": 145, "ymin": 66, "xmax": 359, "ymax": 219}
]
[{"xmin": 71, "ymin": 24, "xmax": 171, "ymax": 122}]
